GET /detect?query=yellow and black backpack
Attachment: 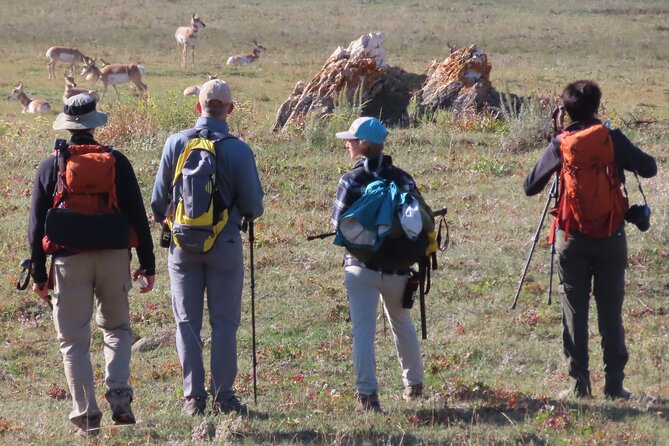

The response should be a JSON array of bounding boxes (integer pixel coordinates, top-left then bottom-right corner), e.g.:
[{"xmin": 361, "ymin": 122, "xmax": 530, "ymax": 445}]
[{"xmin": 166, "ymin": 128, "xmax": 236, "ymax": 253}]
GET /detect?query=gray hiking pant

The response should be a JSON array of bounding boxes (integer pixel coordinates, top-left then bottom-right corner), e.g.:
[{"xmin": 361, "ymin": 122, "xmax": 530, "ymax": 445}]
[
  {"xmin": 168, "ymin": 234, "xmax": 244, "ymax": 402},
  {"xmin": 344, "ymin": 265, "xmax": 424, "ymax": 397},
  {"xmin": 556, "ymin": 226, "xmax": 629, "ymax": 387}
]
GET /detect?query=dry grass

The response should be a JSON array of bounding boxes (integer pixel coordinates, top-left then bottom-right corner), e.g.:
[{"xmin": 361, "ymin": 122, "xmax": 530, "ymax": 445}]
[{"xmin": 1, "ymin": 0, "xmax": 668, "ymax": 444}]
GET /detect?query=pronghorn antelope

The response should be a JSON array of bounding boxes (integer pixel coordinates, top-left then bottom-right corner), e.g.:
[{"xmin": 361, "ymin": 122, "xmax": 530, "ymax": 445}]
[
  {"xmin": 81, "ymin": 58, "xmax": 147, "ymax": 101},
  {"xmin": 175, "ymin": 14, "xmax": 206, "ymax": 68},
  {"xmin": 46, "ymin": 46, "xmax": 89, "ymax": 80},
  {"xmin": 6, "ymin": 83, "xmax": 51, "ymax": 113},
  {"xmin": 183, "ymin": 72, "xmax": 218, "ymax": 96},
  {"xmin": 63, "ymin": 75, "xmax": 99, "ymax": 103},
  {"xmin": 226, "ymin": 41, "xmax": 267, "ymax": 66}
]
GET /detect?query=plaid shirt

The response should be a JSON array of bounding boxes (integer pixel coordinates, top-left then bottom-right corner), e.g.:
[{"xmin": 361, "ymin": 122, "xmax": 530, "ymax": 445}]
[{"xmin": 331, "ymin": 155, "xmax": 416, "ymax": 229}]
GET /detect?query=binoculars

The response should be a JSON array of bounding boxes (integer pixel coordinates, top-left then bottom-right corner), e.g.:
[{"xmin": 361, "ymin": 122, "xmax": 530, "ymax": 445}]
[{"xmin": 625, "ymin": 204, "xmax": 651, "ymax": 232}]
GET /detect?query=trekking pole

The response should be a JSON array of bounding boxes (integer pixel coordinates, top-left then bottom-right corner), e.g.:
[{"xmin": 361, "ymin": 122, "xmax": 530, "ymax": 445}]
[
  {"xmin": 418, "ymin": 259, "xmax": 428, "ymax": 339},
  {"xmin": 511, "ymin": 175, "xmax": 558, "ymax": 310},
  {"xmin": 306, "ymin": 231, "xmax": 335, "ymax": 241},
  {"xmin": 245, "ymin": 218, "xmax": 258, "ymax": 405}
]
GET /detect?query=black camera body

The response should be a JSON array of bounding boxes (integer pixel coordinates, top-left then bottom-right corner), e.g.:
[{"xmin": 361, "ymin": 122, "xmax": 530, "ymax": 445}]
[
  {"xmin": 160, "ymin": 223, "xmax": 172, "ymax": 248},
  {"xmin": 625, "ymin": 204, "xmax": 651, "ymax": 232},
  {"xmin": 54, "ymin": 138, "xmax": 68, "ymax": 151}
]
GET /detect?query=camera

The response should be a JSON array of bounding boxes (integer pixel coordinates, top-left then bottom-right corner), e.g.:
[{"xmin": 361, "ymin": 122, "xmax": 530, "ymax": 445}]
[
  {"xmin": 625, "ymin": 204, "xmax": 651, "ymax": 232},
  {"xmin": 54, "ymin": 138, "xmax": 68, "ymax": 151},
  {"xmin": 402, "ymin": 272, "xmax": 419, "ymax": 309},
  {"xmin": 160, "ymin": 223, "xmax": 172, "ymax": 248}
]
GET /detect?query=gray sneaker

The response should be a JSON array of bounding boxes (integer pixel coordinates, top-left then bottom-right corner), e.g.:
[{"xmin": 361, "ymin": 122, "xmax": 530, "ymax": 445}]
[
  {"xmin": 403, "ymin": 383, "xmax": 424, "ymax": 402},
  {"xmin": 213, "ymin": 394, "xmax": 247, "ymax": 414},
  {"xmin": 71, "ymin": 412, "xmax": 102, "ymax": 437},
  {"xmin": 182, "ymin": 396, "xmax": 207, "ymax": 416},
  {"xmin": 105, "ymin": 388, "xmax": 136, "ymax": 425},
  {"xmin": 356, "ymin": 393, "xmax": 382, "ymax": 413}
]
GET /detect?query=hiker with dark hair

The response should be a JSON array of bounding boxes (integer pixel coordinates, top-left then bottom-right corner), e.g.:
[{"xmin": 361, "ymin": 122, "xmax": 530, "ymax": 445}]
[
  {"xmin": 29, "ymin": 93, "xmax": 156, "ymax": 436},
  {"xmin": 332, "ymin": 117, "xmax": 424, "ymax": 413},
  {"xmin": 151, "ymin": 79, "xmax": 264, "ymax": 416},
  {"xmin": 524, "ymin": 80, "xmax": 656, "ymax": 400}
]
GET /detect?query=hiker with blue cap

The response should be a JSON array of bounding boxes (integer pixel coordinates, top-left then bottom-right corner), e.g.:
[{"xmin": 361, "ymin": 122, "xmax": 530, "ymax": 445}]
[{"xmin": 331, "ymin": 117, "xmax": 424, "ymax": 413}]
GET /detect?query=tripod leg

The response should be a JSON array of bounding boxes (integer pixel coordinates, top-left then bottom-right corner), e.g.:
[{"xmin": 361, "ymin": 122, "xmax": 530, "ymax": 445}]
[{"xmin": 511, "ymin": 177, "xmax": 557, "ymax": 309}]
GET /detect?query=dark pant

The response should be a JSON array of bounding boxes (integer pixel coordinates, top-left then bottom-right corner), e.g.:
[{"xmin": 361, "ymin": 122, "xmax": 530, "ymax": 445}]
[{"xmin": 556, "ymin": 227, "xmax": 629, "ymax": 387}]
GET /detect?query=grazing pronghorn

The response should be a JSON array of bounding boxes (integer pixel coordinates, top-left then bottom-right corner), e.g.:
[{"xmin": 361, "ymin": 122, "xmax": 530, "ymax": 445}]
[
  {"xmin": 226, "ymin": 41, "xmax": 267, "ymax": 66},
  {"xmin": 175, "ymin": 14, "xmax": 206, "ymax": 68},
  {"xmin": 46, "ymin": 46, "xmax": 89, "ymax": 80},
  {"xmin": 63, "ymin": 75, "xmax": 98, "ymax": 103},
  {"xmin": 183, "ymin": 72, "xmax": 218, "ymax": 96},
  {"xmin": 6, "ymin": 83, "xmax": 51, "ymax": 113},
  {"xmin": 81, "ymin": 58, "xmax": 147, "ymax": 101}
]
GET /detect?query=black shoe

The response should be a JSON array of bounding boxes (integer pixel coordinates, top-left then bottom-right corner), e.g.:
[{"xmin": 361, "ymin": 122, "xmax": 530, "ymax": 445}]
[
  {"xmin": 105, "ymin": 389, "xmax": 136, "ymax": 425},
  {"xmin": 604, "ymin": 384, "xmax": 631, "ymax": 400},
  {"xmin": 558, "ymin": 373, "xmax": 591, "ymax": 399},
  {"xmin": 213, "ymin": 394, "xmax": 247, "ymax": 414},
  {"xmin": 71, "ymin": 412, "xmax": 102, "ymax": 437},
  {"xmin": 182, "ymin": 396, "xmax": 207, "ymax": 416}
]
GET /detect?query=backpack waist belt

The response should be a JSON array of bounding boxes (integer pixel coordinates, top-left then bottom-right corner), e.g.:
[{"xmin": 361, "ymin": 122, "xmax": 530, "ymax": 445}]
[{"xmin": 348, "ymin": 258, "xmax": 409, "ymax": 275}]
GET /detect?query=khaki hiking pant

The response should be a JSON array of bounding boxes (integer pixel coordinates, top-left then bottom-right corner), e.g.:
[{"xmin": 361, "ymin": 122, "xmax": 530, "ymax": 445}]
[
  {"xmin": 344, "ymin": 265, "xmax": 424, "ymax": 397},
  {"xmin": 52, "ymin": 249, "xmax": 133, "ymax": 422}
]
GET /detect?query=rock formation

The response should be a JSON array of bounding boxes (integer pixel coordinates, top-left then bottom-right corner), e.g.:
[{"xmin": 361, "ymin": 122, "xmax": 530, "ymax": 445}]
[
  {"xmin": 273, "ymin": 32, "xmax": 388, "ymax": 131},
  {"xmin": 416, "ymin": 44, "xmax": 502, "ymax": 115}
]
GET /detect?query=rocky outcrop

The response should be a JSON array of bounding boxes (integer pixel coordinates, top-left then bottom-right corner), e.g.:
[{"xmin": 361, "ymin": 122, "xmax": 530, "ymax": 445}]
[
  {"xmin": 416, "ymin": 44, "xmax": 502, "ymax": 115},
  {"xmin": 273, "ymin": 32, "xmax": 388, "ymax": 131}
]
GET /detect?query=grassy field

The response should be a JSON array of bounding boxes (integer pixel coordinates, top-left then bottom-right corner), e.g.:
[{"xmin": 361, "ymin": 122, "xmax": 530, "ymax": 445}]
[{"xmin": 1, "ymin": 1, "xmax": 668, "ymax": 444}]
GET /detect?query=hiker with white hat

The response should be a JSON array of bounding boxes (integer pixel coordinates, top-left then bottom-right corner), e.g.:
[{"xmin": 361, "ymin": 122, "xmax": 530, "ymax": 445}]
[{"xmin": 28, "ymin": 93, "xmax": 156, "ymax": 436}]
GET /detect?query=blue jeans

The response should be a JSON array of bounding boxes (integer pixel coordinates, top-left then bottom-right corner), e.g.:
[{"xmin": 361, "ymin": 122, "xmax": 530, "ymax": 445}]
[{"xmin": 168, "ymin": 234, "xmax": 244, "ymax": 401}]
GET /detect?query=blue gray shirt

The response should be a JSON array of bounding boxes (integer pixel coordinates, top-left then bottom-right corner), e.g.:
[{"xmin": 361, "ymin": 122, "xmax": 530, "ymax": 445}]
[{"xmin": 151, "ymin": 117, "xmax": 264, "ymax": 239}]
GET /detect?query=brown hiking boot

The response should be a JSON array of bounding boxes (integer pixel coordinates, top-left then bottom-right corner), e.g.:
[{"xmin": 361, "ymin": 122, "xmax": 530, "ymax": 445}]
[
  {"xmin": 105, "ymin": 388, "xmax": 136, "ymax": 425},
  {"xmin": 356, "ymin": 393, "xmax": 382, "ymax": 413},
  {"xmin": 71, "ymin": 413, "xmax": 102, "ymax": 437},
  {"xmin": 403, "ymin": 383, "xmax": 423, "ymax": 402},
  {"xmin": 182, "ymin": 396, "xmax": 207, "ymax": 416}
]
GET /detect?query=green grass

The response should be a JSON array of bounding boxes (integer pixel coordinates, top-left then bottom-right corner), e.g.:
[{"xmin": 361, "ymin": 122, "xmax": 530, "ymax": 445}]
[{"xmin": 1, "ymin": 0, "xmax": 668, "ymax": 444}]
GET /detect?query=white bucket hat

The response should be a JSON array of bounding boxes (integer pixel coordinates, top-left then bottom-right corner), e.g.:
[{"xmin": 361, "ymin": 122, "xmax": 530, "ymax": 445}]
[{"xmin": 53, "ymin": 93, "xmax": 108, "ymax": 131}]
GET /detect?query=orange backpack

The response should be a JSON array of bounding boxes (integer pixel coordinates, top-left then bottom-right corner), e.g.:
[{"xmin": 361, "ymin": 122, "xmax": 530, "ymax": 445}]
[
  {"xmin": 43, "ymin": 144, "xmax": 137, "ymax": 253},
  {"xmin": 55, "ymin": 144, "xmax": 118, "ymax": 213},
  {"xmin": 550, "ymin": 124, "xmax": 628, "ymax": 240}
]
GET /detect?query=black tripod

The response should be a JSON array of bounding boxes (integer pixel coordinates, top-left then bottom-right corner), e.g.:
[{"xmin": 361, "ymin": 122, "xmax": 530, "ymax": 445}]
[{"xmin": 511, "ymin": 175, "xmax": 559, "ymax": 310}]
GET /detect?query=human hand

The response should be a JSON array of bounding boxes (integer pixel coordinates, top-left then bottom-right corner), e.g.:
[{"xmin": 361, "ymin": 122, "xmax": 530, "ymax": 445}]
[
  {"xmin": 32, "ymin": 282, "xmax": 50, "ymax": 305},
  {"xmin": 132, "ymin": 269, "xmax": 155, "ymax": 293}
]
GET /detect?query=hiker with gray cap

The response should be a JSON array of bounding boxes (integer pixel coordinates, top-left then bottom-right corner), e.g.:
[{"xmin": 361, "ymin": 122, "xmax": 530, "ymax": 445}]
[
  {"xmin": 331, "ymin": 117, "xmax": 425, "ymax": 413},
  {"xmin": 28, "ymin": 93, "xmax": 156, "ymax": 436},
  {"xmin": 151, "ymin": 79, "xmax": 264, "ymax": 416}
]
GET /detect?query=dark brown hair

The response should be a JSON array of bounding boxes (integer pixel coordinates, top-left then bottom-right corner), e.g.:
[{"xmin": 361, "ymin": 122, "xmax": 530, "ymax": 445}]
[{"xmin": 562, "ymin": 80, "xmax": 601, "ymax": 122}]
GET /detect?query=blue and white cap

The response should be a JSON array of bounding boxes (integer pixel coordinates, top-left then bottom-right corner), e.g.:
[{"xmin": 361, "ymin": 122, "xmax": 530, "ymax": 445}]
[{"xmin": 335, "ymin": 117, "xmax": 388, "ymax": 144}]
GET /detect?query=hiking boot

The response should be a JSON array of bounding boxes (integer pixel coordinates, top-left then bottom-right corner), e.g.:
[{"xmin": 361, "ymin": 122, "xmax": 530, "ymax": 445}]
[
  {"xmin": 213, "ymin": 394, "xmax": 247, "ymax": 414},
  {"xmin": 403, "ymin": 383, "xmax": 423, "ymax": 402},
  {"xmin": 604, "ymin": 384, "xmax": 631, "ymax": 400},
  {"xmin": 71, "ymin": 412, "xmax": 102, "ymax": 437},
  {"xmin": 558, "ymin": 374, "xmax": 592, "ymax": 400},
  {"xmin": 105, "ymin": 388, "xmax": 136, "ymax": 425},
  {"xmin": 182, "ymin": 396, "xmax": 207, "ymax": 416},
  {"xmin": 356, "ymin": 393, "xmax": 383, "ymax": 413}
]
